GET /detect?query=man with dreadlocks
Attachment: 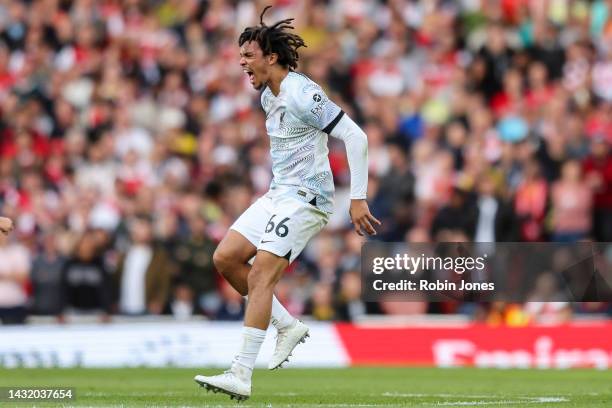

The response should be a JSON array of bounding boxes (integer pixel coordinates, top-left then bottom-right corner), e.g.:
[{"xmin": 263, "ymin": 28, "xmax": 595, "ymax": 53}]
[{"xmin": 195, "ymin": 6, "xmax": 380, "ymax": 400}]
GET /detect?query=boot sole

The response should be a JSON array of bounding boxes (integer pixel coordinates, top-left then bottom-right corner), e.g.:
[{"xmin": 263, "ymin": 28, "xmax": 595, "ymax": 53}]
[{"xmin": 194, "ymin": 378, "xmax": 249, "ymax": 402}]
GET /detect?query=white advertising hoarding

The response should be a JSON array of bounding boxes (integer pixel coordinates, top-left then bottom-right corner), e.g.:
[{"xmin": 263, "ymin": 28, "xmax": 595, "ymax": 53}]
[{"xmin": 0, "ymin": 321, "xmax": 349, "ymax": 368}]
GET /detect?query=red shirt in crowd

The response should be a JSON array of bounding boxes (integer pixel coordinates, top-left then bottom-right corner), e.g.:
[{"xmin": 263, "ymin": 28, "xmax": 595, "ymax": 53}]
[{"xmin": 583, "ymin": 154, "xmax": 612, "ymax": 209}]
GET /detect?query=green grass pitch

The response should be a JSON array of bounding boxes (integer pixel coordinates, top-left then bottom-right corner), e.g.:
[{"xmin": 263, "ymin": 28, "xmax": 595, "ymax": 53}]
[{"xmin": 1, "ymin": 367, "xmax": 611, "ymax": 407}]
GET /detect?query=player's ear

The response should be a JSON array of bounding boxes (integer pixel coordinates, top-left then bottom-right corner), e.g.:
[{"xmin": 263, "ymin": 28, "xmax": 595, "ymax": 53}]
[{"xmin": 267, "ymin": 53, "xmax": 278, "ymax": 65}]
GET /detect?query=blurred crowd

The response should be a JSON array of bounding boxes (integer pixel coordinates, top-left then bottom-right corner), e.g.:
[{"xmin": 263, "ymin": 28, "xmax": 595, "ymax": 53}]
[{"xmin": 0, "ymin": 0, "xmax": 612, "ymax": 325}]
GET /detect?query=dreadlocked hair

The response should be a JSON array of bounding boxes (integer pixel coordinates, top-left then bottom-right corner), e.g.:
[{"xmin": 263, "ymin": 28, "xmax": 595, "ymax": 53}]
[{"xmin": 238, "ymin": 6, "xmax": 306, "ymax": 70}]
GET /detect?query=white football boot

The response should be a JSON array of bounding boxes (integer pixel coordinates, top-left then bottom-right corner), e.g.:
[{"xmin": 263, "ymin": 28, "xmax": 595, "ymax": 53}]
[
  {"xmin": 268, "ymin": 320, "xmax": 310, "ymax": 370},
  {"xmin": 194, "ymin": 363, "xmax": 251, "ymax": 402}
]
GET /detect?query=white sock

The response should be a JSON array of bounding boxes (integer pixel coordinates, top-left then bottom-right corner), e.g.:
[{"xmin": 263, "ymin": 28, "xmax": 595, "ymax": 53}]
[
  {"xmin": 243, "ymin": 295, "xmax": 296, "ymax": 331},
  {"xmin": 234, "ymin": 326, "xmax": 266, "ymax": 377},
  {"xmin": 271, "ymin": 296, "xmax": 296, "ymax": 330}
]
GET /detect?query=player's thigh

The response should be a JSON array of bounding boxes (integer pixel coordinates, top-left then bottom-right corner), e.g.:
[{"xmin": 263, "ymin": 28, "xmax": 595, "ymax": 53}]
[
  {"xmin": 215, "ymin": 229, "xmax": 258, "ymax": 265},
  {"xmin": 257, "ymin": 197, "xmax": 328, "ymax": 263},
  {"xmin": 228, "ymin": 195, "xmax": 274, "ymax": 258}
]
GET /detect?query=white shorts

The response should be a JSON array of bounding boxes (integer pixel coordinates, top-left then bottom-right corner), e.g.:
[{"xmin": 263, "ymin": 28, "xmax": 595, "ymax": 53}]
[{"xmin": 230, "ymin": 189, "xmax": 329, "ymax": 263}]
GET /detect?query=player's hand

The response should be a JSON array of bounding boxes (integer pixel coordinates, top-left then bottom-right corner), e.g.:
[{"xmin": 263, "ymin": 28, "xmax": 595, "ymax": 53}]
[
  {"xmin": 349, "ymin": 199, "xmax": 381, "ymax": 236},
  {"xmin": 0, "ymin": 217, "xmax": 13, "ymax": 235}
]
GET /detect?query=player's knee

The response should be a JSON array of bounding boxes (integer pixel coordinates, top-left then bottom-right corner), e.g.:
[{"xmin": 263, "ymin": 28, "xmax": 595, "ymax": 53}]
[
  {"xmin": 247, "ymin": 265, "xmax": 277, "ymax": 292},
  {"xmin": 213, "ymin": 248, "xmax": 234, "ymax": 277}
]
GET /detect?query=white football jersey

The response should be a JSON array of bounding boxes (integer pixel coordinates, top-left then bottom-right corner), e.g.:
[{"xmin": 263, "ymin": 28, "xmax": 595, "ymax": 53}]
[{"xmin": 261, "ymin": 71, "xmax": 343, "ymax": 214}]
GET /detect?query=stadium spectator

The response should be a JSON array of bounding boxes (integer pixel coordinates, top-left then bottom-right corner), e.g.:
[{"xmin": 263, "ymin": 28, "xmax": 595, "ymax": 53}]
[
  {"xmin": 335, "ymin": 270, "xmax": 369, "ymax": 322},
  {"xmin": 214, "ymin": 280, "xmax": 245, "ymax": 321},
  {"xmin": 431, "ymin": 187, "xmax": 477, "ymax": 241},
  {"xmin": 473, "ymin": 173, "xmax": 518, "ymax": 242},
  {"xmin": 583, "ymin": 136, "xmax": 612, "ymax": 241},
  {"xmin": 115, "ymin": 216, "xmax": 174, "ymax": 315},
  {"xmin": 171, "ymin": 213, "xmax": 218, "ymax": 316},
  {"xmin": 514, "ymin": 160, "xmax": 549, "ymax": 241},
  {"xmin": 306, "ymin": 282, "xmax": 335, "ymax": 321},
  {"xmin": 0, "ymin": 234, "xmax": 30, "ymax": 324},
  {"xmin": 550, "ymin": 160, "xmax": 593, "ymax": 241},
  {"xmin": 170, "ymin": 283, "xmax": 195, "ymax": 320},
  {"xmin": 60, "ymin": 230, "xmax": 112, "ymax": 321},
  {"xmin": 30, "ymin": 229, "xmax": 66, "ymax": 316}
]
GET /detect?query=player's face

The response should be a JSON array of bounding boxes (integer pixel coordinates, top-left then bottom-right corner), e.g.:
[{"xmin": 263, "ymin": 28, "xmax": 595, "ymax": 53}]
[{"xmin": 239, "ymin": 41, "xmax": 272, "ymax": 90}]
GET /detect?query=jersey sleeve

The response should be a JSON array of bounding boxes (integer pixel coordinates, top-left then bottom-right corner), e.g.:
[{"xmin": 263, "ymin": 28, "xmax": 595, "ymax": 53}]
[
  {"xmin": 329, "ymin": 114, "xmax": 369, "ymax": 199},
  {"xmin": 290, "ymin": 81, "xmax": 343, "ymax": 133}
]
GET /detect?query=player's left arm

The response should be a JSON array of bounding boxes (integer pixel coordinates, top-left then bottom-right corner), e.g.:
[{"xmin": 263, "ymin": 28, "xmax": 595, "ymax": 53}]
[
  {"xmin": 291, "ymin": 82, "xmax": 381, "ymax": 236},
  {"xmin": 328, "ymin": 113, "xmax": 381, "ymax": 236}
]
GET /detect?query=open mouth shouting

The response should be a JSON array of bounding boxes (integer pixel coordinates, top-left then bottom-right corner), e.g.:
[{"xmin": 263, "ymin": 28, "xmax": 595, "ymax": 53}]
[{"xmin": 244, "ymin": 68, "xmax": 255, "ymax": 85}]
